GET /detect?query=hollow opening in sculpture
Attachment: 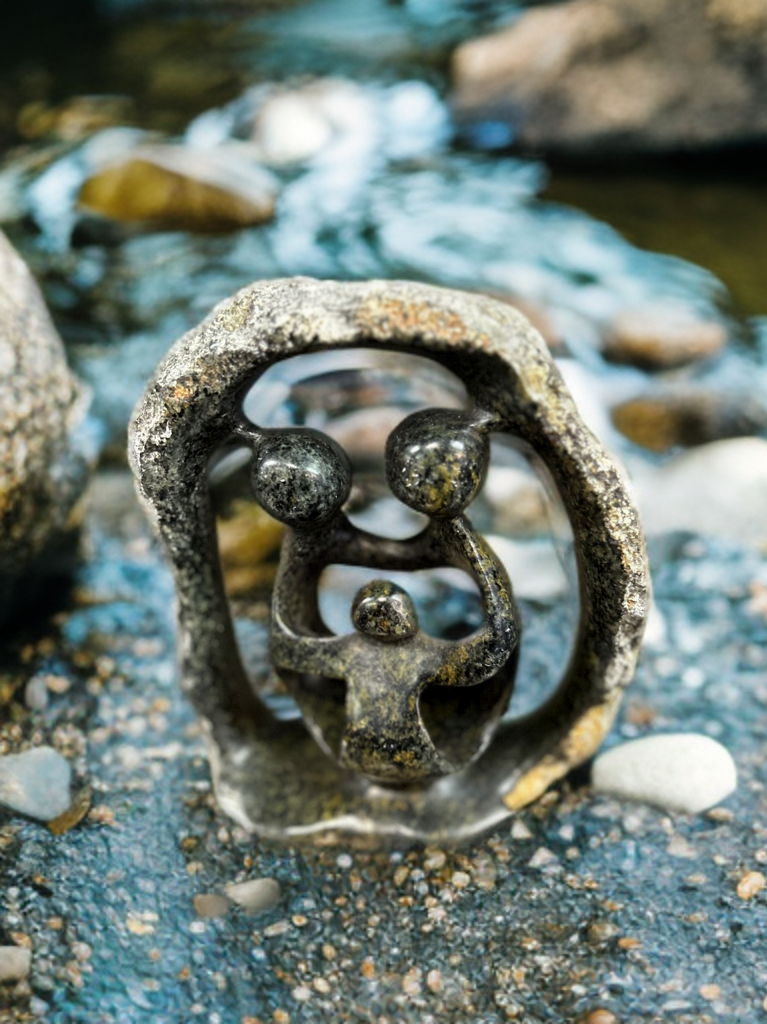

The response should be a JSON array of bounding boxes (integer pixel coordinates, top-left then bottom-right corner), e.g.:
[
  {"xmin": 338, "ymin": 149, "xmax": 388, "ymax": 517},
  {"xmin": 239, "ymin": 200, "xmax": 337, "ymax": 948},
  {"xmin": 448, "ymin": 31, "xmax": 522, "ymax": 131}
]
[{"xmin": 210, "ymin": 346, "xmax": 579, "ymax": 785}]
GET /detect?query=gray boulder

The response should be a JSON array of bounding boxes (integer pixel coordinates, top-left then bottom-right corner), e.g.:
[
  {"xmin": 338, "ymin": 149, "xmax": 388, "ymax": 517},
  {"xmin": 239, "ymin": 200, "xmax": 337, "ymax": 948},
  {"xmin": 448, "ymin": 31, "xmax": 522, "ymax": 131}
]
[
  {"xmin": 0, "ymin": 230, "xmax": 91, "ymax": 623},
  {"xmin": 451, "ymin": 0, "xmax": 767, "ymax": 157}
]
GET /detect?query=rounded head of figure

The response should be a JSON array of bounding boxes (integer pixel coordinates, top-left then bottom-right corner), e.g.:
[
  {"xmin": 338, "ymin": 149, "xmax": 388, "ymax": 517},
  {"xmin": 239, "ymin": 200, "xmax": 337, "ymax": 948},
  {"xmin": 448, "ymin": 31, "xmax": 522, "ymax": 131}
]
[
  {"xmin": 251, "ymin": 429, "xmax": 351, "ymax": 527},
  {"xmin": 351, "ymin": 579, "xmax": 419, "ymax": 642},
  {"xmin": 385, "ymin": 409, "xmax": 488, "ymax": 518}
]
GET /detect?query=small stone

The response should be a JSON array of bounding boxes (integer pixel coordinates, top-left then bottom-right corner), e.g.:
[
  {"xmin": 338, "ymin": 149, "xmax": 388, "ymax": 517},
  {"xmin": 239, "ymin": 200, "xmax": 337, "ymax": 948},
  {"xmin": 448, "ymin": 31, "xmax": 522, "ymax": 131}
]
[
  {"xmin": 736, "ymin": 871, "xmax": 766, "ymax": 900},
  {"xmin": 699, "ymin": 984, "xmax": 721, "ymax": 1001},
  {"xmin": 225, "ymin": 877, "xmax": 281, "ymax": 915},
  {"xmin": 666, "ymin": 834, "xmax": 697, "ymax": 859},
  {"xmin": 426, "ymin": 969, "xmax": 443, "ymax": 993},
  {"xmin": 511, "ymin": 819, "xmax": 533, "ymax": 840},
  {"xmin": 603, "ymin": 308, "xmax": 727, "ymax": 369},
  {"xmin": 592, "ymin": 734, "xmax": 737, "ymax": 814},
  {"xmin": 579, "ymin": 1011, "xmax": 618, "ymax": 1024},
  {"xmin": 193, "ymin": 893, "xmax": 231, "ymax": 919},
  {"xmin": 79, "ymin": 143, "xmax": 277, "ymax": 232},
  {"xmin": 587, "ymin": 921, "xmax": 619, "ymax": 943},
  {"xmin": 612, "ymin": 389, "xmax": 767, "ymax": 453},
  {"xmin": 0, "ymin": 946, "xmax": 32, "ymax": 982},
  {"xmin": 0, "ymin": 747, "xmax": 72, "ymax": 822},
  {"xmin": 528, "ymin": 847, "xmax": 558, "ymax": 869},
  {"xmin": 24, "ymin": 677, "xmax": 49, "ymax": 712}
]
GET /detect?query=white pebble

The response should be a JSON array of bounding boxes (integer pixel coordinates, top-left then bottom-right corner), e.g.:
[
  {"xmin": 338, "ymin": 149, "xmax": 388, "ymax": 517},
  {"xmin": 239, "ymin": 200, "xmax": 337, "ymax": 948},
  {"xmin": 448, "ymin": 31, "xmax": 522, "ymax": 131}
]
[
  {"xmin": 592, "ymin": 733, "xmax": 737, "ymax": 814},
  {"xmin": 0, "ymin": 946, "xmax": 31, "ymax": 982},
  {"xmin": 0, "ymin": 747, "xmax": 72, "ymax": 821},
  {"xmin": 225, "ymin": 877, "xmax": 281, "ymax": 915}
]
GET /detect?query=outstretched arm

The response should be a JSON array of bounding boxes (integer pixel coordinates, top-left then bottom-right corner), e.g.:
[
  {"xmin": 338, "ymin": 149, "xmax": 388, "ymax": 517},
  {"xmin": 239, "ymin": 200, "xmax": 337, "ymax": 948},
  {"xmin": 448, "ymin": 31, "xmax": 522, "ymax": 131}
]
[{"xmin": 428, "ymin": 517, "xmax": 518, "ymax": 687}]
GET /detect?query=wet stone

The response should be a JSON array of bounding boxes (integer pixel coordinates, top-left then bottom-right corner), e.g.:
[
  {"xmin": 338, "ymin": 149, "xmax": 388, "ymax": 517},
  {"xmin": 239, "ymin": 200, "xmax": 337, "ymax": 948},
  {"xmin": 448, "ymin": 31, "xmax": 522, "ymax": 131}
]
[{"xmin": 0, "ymin": 747, "xmax": 73, "ymax": 822}]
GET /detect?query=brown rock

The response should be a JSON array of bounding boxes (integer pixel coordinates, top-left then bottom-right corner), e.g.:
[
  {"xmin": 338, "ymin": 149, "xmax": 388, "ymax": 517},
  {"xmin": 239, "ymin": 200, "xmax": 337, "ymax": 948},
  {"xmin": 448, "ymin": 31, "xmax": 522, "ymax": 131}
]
[
  {"xmin": 451, "ymin": 0, "xmax": 767, "ymax": 157},
  {"xmin": 0, "ymin": 230, "xmax": 91, "ymax": 623},
  {"xmin": 611, "ymin": 388, "xmax": 767, "ymax": 452},
  {"xmin": 603, "ymin": 308, "xmax": 727, "ymax": 369},
  {"xmin": 79, "ymin": 143, "xmax": 277, "ymax": 232},
  {"xmin": 579, "ymin": 1012, "xmax": 618, "ymax": 1024}
]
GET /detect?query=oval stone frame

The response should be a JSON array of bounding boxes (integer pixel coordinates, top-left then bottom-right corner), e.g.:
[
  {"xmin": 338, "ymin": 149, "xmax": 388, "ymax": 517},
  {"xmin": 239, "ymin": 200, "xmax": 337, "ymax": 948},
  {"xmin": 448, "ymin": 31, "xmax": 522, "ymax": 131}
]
[{"xmin": 129, "ymin": 278, "xmax": 649, "ymax": 842}]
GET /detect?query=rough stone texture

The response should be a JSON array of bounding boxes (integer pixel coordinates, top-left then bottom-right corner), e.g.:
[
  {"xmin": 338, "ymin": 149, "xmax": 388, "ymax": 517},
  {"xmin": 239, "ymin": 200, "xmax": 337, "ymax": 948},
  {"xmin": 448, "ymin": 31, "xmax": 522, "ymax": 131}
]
[
  {"xmin": 0, "ymin": 229, "xmax": 91, "ymax": 623},
  {"xmin": 592, "ymin": 733, "xmax": 738, "ymax": 813},
  {"xmin": 451, "ymin": 0, "xmax": 767, "ymax": 157},
  {"xmin": 129, "ymin": 278, "xmax": 649, "ymax": 839}
]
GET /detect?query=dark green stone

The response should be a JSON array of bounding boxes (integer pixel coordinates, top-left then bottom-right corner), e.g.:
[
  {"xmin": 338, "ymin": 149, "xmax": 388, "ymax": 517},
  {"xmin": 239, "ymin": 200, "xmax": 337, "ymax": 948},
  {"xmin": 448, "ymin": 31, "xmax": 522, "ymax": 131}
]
[
  {"xmin": 386, "ymin": 408, "xmax": 488, "ymax": 517},
  {"xmin": 251, "ymin": 430, "xmax": 351, "ymax": 526},
  {"xmin": 351, "ymin": 579, "xmax": 419, "ymax": 642}
]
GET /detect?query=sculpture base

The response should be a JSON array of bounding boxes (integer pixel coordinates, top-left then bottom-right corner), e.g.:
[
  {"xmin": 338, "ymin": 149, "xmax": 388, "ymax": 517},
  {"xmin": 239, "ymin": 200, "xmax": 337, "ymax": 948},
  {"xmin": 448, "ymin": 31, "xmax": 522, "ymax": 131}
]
[{"xmin": 208, "ymin": 717, "xmax": 516, "ymax": 844}]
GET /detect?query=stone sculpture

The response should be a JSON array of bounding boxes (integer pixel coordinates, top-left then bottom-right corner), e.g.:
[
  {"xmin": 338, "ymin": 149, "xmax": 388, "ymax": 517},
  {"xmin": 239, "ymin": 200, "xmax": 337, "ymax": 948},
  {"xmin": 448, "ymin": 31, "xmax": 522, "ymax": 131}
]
[{"xmin": 129, "ymin": 278, "xmax": 649, "ymax": 841}]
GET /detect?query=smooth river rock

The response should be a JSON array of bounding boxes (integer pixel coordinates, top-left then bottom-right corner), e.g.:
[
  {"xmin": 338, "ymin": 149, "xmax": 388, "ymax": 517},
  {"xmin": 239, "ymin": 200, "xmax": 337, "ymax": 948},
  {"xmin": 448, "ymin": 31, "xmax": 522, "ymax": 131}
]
[
  {"xmin": 0, "ymin": 229, "xmax": 91, "ymax": 624},
  {"xmin": 79, "ymin": 142, "xmax": 278, "ymax": 232},
  {"xmin": 451, "ymin": 0, "xmax": 767, "ymax": 157},
  {"xmin": 612, "ymin": 388, "xmax": 767, "ymax": 452},
  {"xmin": 0, "ymin": 747, "xmax": 73, "ymax": 822},
  {"xmin": 603, "ymin": 306, "xmax": 727, "ymax": 369},
  {"xmin": 225, "ymin": 878, "xmax": 282, "ymax": 915},
  {"xmin": 0, "ymin": 946, "xmax": 32, "ymax": 983},
  {"xmin": 592, "ymin": 734, "xmax": 737, "ymax": 813},
  {"xmin": 632, "ymin": 437, "xmax": 767, "ymax": 544}
]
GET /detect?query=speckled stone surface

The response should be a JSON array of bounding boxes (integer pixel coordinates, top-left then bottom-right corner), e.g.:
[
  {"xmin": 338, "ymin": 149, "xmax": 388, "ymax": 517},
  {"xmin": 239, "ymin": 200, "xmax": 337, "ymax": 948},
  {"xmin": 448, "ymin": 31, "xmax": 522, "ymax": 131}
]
[
  {"xmin": 129, "ymin": 278, "xmax": 649, "ymax": 839},
  {"xmin": 0, "ymin": 230, "xmax": 91, "ymax": 623}
]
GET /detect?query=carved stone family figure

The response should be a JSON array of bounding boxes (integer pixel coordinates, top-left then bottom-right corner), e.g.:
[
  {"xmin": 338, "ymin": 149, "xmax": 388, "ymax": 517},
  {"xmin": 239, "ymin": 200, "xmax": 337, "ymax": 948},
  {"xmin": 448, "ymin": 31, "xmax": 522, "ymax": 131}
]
[{"xmin": 129, "ymin": 278, "xmax": 649, "ymax": 841}]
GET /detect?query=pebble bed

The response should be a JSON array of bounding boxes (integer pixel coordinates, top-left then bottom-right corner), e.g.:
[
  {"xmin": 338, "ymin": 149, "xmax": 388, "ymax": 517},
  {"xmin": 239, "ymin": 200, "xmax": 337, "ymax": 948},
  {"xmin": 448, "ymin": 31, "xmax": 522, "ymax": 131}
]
[{"xmin": 1, "ymin": 476, "xmax": 767, "ymax": 1024}]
